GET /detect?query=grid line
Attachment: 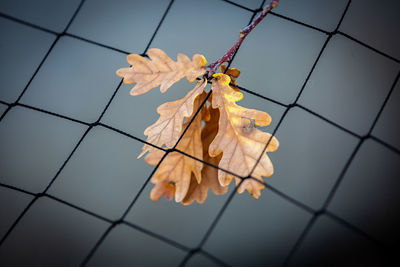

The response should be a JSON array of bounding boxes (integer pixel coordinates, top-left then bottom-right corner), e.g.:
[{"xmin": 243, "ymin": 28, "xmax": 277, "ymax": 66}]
[{"xmin": 0, "ymin": 0, "xmax": 399, "ymax": 266}]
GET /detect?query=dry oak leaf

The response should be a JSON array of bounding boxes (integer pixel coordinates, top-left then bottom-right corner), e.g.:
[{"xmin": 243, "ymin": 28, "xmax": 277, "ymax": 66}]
[
  {"xmin": 138, "ymin": 79, "xmax": 207, "ymax": 158},
  {"xmin": 209, "ymin": 74, "xmax": 279, "ymax": 199},
  {"xmin": 116, "ymin": 48, "xmax": 207, "ymax": 96},
  {"xmin": 145, "ymin": 92, "xmax": 206, "ymax": 202},
  {"xmin": 182, "ymin": 106, "xmax": 228, "ymax": 205},
  {"xmin": 150, "ymin": 180, "xmax": 175, "ymax": 202}
]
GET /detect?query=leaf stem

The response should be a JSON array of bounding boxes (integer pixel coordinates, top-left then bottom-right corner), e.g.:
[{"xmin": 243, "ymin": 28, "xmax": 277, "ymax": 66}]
[{"xmin": 207, "ymin": 0, "xmax": 279, "ymax": 77}]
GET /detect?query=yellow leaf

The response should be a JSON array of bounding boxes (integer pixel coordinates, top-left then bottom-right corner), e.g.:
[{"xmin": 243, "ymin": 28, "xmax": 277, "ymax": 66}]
[
  {"xmin": 145, "ymin": 92, "xmax": 206, "ymax": 202},
  {"xmin": 116, "ymin": 48, "xmax": 207, "ymax": 96},
  {"xmin": 138, "ymin": 79, "xmax": 207, "ymax": 158},
  {"xmin": 210, "ymin": 74, "xmax": 279, "ymax": 199},
  {"xmin": 220, "ymin": 65, "xmax": 241, "ymax": 85},
  {"xmin": 182, "ymin": 107, "xmax": 228, "ymax": 205}
]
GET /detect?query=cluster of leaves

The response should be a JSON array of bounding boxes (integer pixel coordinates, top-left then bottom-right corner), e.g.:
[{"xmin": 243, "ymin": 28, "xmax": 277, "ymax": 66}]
[{"xmin": 117, "ymin": 48, "xmax": 279, "ymax": 205}]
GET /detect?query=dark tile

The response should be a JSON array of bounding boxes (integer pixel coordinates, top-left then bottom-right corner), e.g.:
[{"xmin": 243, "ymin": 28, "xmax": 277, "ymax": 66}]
[
  {"xmin": 185, "ymin": 253, "xmax": 221, "ymax": 267},
  {"xmin": 0, "ymin": 188, "xmax": 33, "ymax": 240},
  {"xmin": 203, "ymin": 191, "xmax": 311, "ymax": 267},
  {"xmin": 328, "ymin": 139, "xmax": 400, "ymax": 247},
  {"xmin": 288, "ymin": 215, "xmax": 385, "ymax": 267},
  {"xmin": 87, "ymin": 224, "xmax": 186, "ymax": 267},
  {"xmin": 372, "ymin": 81, "xmax": 400, "ymax": 151},
  {"xmin": 0, "ymin": 197, "xmax": 109, "ymax": 267},
  {"xmin": 340, "ymin": 0, "xmax": 400, "ymax": 59},
  {"xmin": 299, "ymin": 35, "xmax": 399, "ymax": 135}
]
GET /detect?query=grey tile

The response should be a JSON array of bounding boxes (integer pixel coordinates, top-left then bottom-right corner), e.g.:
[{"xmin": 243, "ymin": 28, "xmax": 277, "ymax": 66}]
[
  {"xmin": 87, "ymin": 224, "xmax": 186, "ymax": 267},
  {"xmin": 150, "ymin": 0, "xmax": 252, "ymax": 63},
  {"xmin": 0, "ymin": 188, "xmax": 33, "ymax": 240},
  {"xmin": 299, "ymin": 35, "xmax": 399, "ymax": 136},
  {"xmin": 0, "ymin": 18, "xmax": 55, "ymax": 103},
  {"xmin": 20, "ymin": 36, "xmax": 125, "ymax": 123},
  {"xmin": 328, "ymin": 139, "xmax": 400, "ymax": 247},
  {"xmin": 68, "ymin": 0, "xmax": 170, "ymax": 53},
  {"xmin": 232, "ymin": 15, "xmax": 327, "ymax": 105},
  {"xmin": 274, "ymin": 0, "xmax": 348, "ymax": 32},
  {"xmin": 0, "ymin": 197, "xmax": 108, "ymax": 267},
  {"xmin": 0, "ymin": 0, "xmax": 81, "ymax": 33},
  {"xmin": 0, "ymin": 103, "xmax": 7, "ymax": 116},
  {"xmin": 372, "ymin": 81, "xmax": 400, "ymax": 151},
  {"xmin": 126, "ymin": 173, "xmax": 234, "ymax": 248},
  {"xmin": 186, "ymin": 253, "xmax": 221, "ymax": 267},
  {"xmin": 288, "ymin": 215, "xmax": 385, "ymax": 266},
  {"xmin": 203, "ymin": 191, "xmax": 311, "ymax": 267},
  {"xmin": 228, "ymin": 0, "xmax": 263, "ymax": 10},
  {"xmin": 268, "ymin": 107, "xmax": 359, "ymax": 210},
  {"xmin": 340, "ymin": 0, "xmax": 400, "ymax": 59},
  {"xmin": 48, "ymin": 126, "xmax": 155, "ymax": 220},
  {"xmin": 0, "ymin": 107, "xmax": 87, "ymax": 192}
]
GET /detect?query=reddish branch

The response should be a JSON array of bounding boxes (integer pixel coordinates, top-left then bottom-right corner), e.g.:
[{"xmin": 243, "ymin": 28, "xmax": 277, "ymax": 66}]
[{"xmin": 207, "ymin": 0, "xmax": 280, "ymax": 77}]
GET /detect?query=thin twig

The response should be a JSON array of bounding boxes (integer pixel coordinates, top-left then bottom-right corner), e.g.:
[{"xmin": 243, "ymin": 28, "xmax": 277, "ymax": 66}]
[{"xmin": 207, "ymin": 0, "xmax": 279, "ymax": 76}]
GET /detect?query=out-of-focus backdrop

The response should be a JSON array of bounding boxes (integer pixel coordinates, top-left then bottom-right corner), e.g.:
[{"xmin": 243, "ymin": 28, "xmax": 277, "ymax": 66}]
[{"xmin": 0, "ymin": 0, "xmax": 399, "ymax": 266}]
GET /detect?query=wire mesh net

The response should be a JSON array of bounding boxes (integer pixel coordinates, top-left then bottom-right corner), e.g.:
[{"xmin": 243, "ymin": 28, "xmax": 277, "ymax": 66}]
[{"xmin": 0, "ymin": 0, "xmax": 399, "ymax": 266}]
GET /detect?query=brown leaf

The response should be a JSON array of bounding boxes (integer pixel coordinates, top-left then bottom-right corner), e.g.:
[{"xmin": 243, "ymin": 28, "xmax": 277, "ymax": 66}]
[
  {"xmin": 145, "ymin": 92, "xmax": 206, "ymax": 202},
  {"xmin": 209, "ymin": 74, "xmax": 279, "ymax": 199},
  {"xmin": 150, "ymin": 180, "xmax": 175, "ymax": 202},
  {"xmin": 182, "ymin": 107, "xmax": 228, "ymax": 205},
  {"xmin": 116, "ymin": 48, "xmax": 207, "ymax": 96},
  {"xmin": 138, "ymin": 79, "xmax": 207, "ymax": 158}
]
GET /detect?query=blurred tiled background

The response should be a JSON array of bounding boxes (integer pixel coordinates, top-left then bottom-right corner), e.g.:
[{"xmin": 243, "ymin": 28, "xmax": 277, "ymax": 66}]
[{"xmin": 0, "ymin": 0, "xmax": 399, "ymax": 266}]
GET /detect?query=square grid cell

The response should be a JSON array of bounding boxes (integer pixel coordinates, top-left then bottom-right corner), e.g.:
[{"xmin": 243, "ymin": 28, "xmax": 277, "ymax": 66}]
[
  {"xmin": 0, "ymin": 107, "xmax": 87, "ymax": 193},
  {"xmin": 0, "ymin": 188, "xmax": 33, "ymax": 240},
  {"xmin": 299, "ymin": 34, "xmax": 399, "ymax": 136},
  {"xmin": 87, "ymin": 224, "xmax": 186, "ymax": 267},
  {"xmin": 48, "ymin": 126, "xmax": 155, "ymax": 220},
  {"xmin": 273, "ymin": 0, "xmax": 348, "ymax": 32},
  {"xmin": 150, "ymin": 0, "xmax": 252, "ymax": 63},
  {"xmin": 287, "ymin": 216, "xmax": 385, "ymax": 266},
  {"xmin": 0, "ymin": 198, "xmax": 109, "ymax": 267},
  {"xmin": 203, "ymin": 190, "xmax": 312, "ymax": 267},
  {"xmin": 67, "ymin": 0, "xmax": 171, "ymax": 54},
  {"xmin": 20, "ymin": 36, "xmax": 125, "ymax": 123},
  {"xmin": 328, "ymin": 139, "xmax": 400, "ymax": 248},
  {"xmin": 372, "ymin": 81, "xmax": 400, "ymax": 151},
  {"xmin": 340, "ymin": 0, "xmax": 400, "ymax": 59},
  {"xmin": 232, "ymin": 14, "xmax": 327, "ymax": 105},
  {"xmin": 0, "ymin": 18, "xmax": 55, "ymax": 103},
  {"xmin": 185, "ymin": 253, "xmax": 221, "ymax": 267},
  {"xmin": 268, "ymin": 107, "xmax": 359, "ymax": 210},
  {"xmin": 0, "ymin": 0, "xmax": 81, "ymax": 33},
  {"xmin": 126, "ymin": 171, "xmax": 235, "ymax": 248}
]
